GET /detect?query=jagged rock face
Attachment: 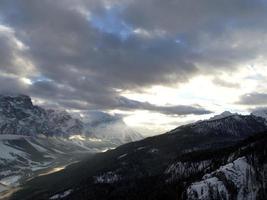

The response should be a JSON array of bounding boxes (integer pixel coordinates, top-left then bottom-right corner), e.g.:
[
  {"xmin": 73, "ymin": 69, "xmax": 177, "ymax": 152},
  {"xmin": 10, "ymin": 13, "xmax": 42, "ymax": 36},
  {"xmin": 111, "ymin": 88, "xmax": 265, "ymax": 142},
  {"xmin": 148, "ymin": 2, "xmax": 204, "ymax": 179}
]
[
  {"xmin": 0, "ymin": 95, "xmax": 48, "ymax": 135},
  {"xmin": 165, "ymin": 134, "xmax": 267, "ymax": 200},
  {"xmin": 0, "ymin": 95, "xmax": 83, "ymax": 137},
  {"xmin": 173, "ymin": 114, "xmax": 267, "ymax": 137},
  {"xmin": 186, "ymin": 156, "xmax": 265, "ymax": 200},
  {"xmin": 46, "ymin": 110, "xmax": 84, "ymax": 136}
]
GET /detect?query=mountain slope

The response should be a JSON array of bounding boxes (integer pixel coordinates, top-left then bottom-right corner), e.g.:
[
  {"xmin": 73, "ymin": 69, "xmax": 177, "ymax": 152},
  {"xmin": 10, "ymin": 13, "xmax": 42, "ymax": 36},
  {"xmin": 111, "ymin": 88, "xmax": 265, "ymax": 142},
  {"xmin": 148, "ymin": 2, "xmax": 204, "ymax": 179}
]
[
  {"xmin": 10, "ymin": 112, "xmax": 267, "ymax": 200},
  {"xmin": 60, "ymin": 133, "xmax": 267, "ymax": 200},
  {"xmin": 170, "ymin": 113, "xmax": 267, "ymax": 137},
  {"xmin": 0, "ymin": 95, "xmax": 144, "ymax": 198},
  {"xmin": 0, "ymin": 134, "xmax": 110, "ymax": 192}
]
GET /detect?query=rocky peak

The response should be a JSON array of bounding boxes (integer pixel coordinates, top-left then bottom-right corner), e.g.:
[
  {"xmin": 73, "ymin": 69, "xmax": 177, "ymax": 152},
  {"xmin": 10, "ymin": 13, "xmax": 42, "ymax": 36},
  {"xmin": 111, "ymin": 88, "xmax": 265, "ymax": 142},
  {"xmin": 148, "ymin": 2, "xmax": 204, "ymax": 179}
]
[
  {"xmin": 208, "ymin": 111, "xmax": 235, "ymax": 121},
  {"xmin": 0, "ymin": 94, "xmax": 33, "ymax": 109}
]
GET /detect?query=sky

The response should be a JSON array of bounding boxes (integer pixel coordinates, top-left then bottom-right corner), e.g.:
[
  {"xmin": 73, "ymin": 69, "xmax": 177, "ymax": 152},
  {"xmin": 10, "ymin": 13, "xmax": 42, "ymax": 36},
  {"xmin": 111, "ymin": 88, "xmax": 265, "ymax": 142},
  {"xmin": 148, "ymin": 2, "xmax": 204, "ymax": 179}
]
[{"xmin": 0, "ymin": 0, "xmax": 267, "ymax": 136}]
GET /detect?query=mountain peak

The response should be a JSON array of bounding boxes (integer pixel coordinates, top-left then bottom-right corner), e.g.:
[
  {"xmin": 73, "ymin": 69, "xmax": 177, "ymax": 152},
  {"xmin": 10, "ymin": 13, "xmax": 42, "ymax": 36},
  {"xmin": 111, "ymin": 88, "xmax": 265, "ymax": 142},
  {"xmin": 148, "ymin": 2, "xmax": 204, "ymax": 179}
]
[
  {"xmin": 208, "ymin": 111, "xmax": 235, "ymax": 121},
  {"xmin": 251, "ymin": 108, "xmax": 267, "ymax": 121},
  {"xmin": 0, "ymin": 94, "xmax": 33, "ymax": 108}
]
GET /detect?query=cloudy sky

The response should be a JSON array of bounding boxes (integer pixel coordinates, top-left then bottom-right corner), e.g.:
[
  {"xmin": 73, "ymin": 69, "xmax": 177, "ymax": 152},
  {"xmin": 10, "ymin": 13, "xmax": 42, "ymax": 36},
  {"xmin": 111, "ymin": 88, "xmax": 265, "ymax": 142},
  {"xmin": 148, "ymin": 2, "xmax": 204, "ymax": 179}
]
[{"xmin": 0, "ymin": 0, "xmax": 267, "ymax": 135}]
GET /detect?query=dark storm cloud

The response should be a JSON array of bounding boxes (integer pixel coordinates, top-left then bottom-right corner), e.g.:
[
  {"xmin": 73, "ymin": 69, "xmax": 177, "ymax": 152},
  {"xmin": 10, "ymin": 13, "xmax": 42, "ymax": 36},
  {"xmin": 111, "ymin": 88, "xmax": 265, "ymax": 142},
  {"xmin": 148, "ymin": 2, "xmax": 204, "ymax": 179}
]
[
  {"xmin": 238, "ymin": 93, "xmax": 267, "ymax": 105},
  {"xmin": 117, "ymin": 97, "xmax": 211, "ymax": 115},
  {"xmin": 123, "ymin": 0, "xmax": 267, "ymax": 34},
  {"xmin": 0, "ymin": 0, "xmax": 266, "ymax": 113},
  {"xmin": 0, "ymin": 74, "xmax": 29, "ymax": 94}
]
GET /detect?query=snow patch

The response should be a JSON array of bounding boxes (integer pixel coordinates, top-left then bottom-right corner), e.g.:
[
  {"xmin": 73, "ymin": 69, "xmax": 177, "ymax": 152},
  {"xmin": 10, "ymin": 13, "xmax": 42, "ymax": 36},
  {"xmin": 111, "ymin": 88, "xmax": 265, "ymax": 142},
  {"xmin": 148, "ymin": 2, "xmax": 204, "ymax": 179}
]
[{"xmin": 49, "ymin": 189, "xmax": 73, "ymax": 199}]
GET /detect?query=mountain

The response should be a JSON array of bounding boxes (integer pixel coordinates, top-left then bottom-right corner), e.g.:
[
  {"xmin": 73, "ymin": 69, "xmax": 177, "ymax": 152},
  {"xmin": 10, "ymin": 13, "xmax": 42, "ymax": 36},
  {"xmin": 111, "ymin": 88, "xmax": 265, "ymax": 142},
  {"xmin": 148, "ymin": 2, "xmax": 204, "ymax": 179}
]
[
  {"xmin": 208, "ymin": 111, "xmax": 235, "ymax": 120},
  {"xmin": 0, "ymin": 94, "xmax": 143, "ymax": 197},
  {"xmin": 170, "ymin": 112, "xmax": 267, "ymax": 137},
  {"xmin": 0, "ymin": 95, "xmax": 83, "ymax": 137},
  {"xmin": 168, "ymin": 133, "xmax": 267, "ymax": 200},
  {"xmin": 10, "ymin": 112, "xmax": 267, "ymax": 200},
  {"xmin": 82, "ymin": 111, "xmax": 143, "ymax": 145},
  {"xmin": 0, "ymin": 95, "xmax": 142, "ymax": 143},
  {"xmin": 252, "ymin": 108, "xmax": 267, "ymax": 122}
]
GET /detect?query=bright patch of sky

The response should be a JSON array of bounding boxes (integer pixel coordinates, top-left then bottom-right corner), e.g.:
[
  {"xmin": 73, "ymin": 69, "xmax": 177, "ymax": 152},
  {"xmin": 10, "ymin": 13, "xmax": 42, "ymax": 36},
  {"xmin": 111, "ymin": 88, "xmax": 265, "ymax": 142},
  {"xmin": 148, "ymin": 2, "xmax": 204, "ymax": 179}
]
[
  {"xmin": 31, "ymin": 75, "xmax": 53, "ymax": 83},
  {"xmin": 121, "ymin": 63, "xmax": 267, "ymax": 135},
  {"xmin": 89, "ymin": 6, "xmax": 133, "ymax": 40}
]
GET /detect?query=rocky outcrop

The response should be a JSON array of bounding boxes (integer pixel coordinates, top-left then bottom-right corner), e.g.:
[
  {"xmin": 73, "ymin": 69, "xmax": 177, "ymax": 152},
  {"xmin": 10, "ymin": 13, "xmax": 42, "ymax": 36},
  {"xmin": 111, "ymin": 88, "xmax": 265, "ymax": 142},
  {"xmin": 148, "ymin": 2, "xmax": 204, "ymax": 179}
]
[{"xmin": 0, "ymin": 95, "xmax": 83, "ymax": 137}]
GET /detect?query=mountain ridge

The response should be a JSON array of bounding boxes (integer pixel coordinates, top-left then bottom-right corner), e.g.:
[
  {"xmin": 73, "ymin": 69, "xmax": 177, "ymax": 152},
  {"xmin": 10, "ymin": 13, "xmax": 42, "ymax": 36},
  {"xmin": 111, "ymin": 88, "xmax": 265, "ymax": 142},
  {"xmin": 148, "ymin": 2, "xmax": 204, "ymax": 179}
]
[{"xmin": 0, "ymin": 94, "xmax": 143, "ymax": 143}]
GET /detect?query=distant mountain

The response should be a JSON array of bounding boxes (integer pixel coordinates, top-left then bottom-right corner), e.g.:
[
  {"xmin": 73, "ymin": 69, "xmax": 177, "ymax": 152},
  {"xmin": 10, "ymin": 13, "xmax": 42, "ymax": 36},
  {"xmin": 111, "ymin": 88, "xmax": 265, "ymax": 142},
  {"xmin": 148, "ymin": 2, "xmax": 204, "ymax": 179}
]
[
  {"xmin": 11, "ymin": 111, "xmax": 267, "ymax": 200},
  {"xmin": 0, "ymin": 95, "xmax": 143, "ymax": 194},
  {"xmin": 0, "ymin": 95, "xmax": 142, "ymax": 143},
  {"xmin": 170, "ymin": 111, "xmax": 267, "ymax": 137},
  {"xmin": 208, "ymin": 111, "xmax": 235, "ymax": 120},
  {"xmin": 82, "ymin": 111, "xmax": 143, "ymax": 145},
  {"xmin": 0, "ymin": 95, "xmax": 83, "ymax": 137},
  {"xmin": 252, "ymin": 108, "xmax": 267, "ymax": 122}
]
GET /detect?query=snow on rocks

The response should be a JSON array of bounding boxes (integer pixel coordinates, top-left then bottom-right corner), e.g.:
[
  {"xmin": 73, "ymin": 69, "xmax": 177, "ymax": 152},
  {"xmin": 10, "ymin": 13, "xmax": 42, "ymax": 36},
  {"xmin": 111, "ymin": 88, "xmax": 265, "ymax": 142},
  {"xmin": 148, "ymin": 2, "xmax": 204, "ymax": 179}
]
[
  {"xmin": 165, "ymin": 160, "xmax": 212, "ymax": 181},
  {"xmin": 94, "ymin": 171, "xmax": 120, "ymax": 184},
  {"xmin": 186, "ymin": 157, "xmax": 261, "ymax": 200},
  {"xmin": 0, "ymin": 183, "xmax": 8, "ymax": 193},
  {"xmin": 49, "ymin": 189, "xmax": 73, "ymax": 199},
  {"xmin": 118, "ymin": 153, "xmax": 128, "ymax": 159},
  {"xmin": 0, "ymin": 175, "xmax": 21, "ymax": 187}
]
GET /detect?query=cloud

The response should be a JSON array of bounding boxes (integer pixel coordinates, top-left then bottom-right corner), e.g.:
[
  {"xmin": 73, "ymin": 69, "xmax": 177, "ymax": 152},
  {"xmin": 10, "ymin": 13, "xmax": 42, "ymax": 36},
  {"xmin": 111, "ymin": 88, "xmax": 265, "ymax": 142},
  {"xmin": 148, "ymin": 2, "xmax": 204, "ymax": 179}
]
[
  {"xmin": 238, "ymin": 92, "xmax": 267, "ymax": 105},
  {"xmin": 249, "ymin": 106, "xmax": 267, "ymax": 113},
  {"xmin": 116, "ymin": 97, "xmax": 212, "ymax": 115},
  {"xmin": 212, "ymin": 78, "xmax": 240, "ymax": 88},
  {"xmin": 0, "ymin": 0, "xmax": 267, "ymax": 115}
]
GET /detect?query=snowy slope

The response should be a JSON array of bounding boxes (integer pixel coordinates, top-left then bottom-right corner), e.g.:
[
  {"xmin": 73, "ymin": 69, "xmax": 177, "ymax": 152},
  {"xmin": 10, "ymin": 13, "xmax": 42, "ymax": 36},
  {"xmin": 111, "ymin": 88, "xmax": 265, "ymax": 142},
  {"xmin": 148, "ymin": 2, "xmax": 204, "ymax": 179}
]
[
  {"xmin": 0, "ymin": 134, "xmax": 118, "ymax": 188},
  {"xmin": 186, "ymin": 157, "xmax": 261, "ymax": 200}
]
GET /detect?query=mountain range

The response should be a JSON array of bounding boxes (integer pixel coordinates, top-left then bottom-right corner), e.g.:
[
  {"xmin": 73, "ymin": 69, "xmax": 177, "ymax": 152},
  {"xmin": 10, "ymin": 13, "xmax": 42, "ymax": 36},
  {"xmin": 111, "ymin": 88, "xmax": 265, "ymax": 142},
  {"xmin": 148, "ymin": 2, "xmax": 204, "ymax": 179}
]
[
  {"xmin": 0, "ymin": 94, "xmax": 267, "ymax": 200},
  {"xmin": 0, "ymin": 94, "xmax": 142, "ymax": 142},
  {"xmin": 0, "ymin": 94, "xmax": 142, "ymax": 199},
  {"xmin": 7, "ymin": 105, "xmax": 267, "ymax": 200}
]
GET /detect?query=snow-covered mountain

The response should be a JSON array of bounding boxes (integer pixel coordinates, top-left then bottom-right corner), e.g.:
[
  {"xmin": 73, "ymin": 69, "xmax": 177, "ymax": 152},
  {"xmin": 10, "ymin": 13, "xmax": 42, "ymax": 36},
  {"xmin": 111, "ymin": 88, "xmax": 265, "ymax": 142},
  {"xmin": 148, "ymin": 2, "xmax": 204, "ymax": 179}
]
[
  {"xmin": 186, "ymin": 156, "xmax": 262, "ymax": 200},
  {"xmin": 82, "ymin": 111, "xmax": 143, "ymax": 144},
  {"xmin": 0, "ymin": 95, "xmax": 143, "ymax": 196},
  {"xmin": 170, "ymin": 111, "xmax": 267, "ymax": 137},
  {"xmin": 165, "ymin": 133, "xmax": 267, "ymax": 200},
  {"xmin": 0, "ymin": 95, "xmax": 142, "ymax": 143},
  {"xmin": 9, "ymin": 108, "xmax": 267, "ymax": 200},
  {"xmin": 0, "ymin": 95, "xmax": 83, "ymax": 137},
  {"xmin": 208, "ymin": 111, "xmax": 235, "ymax": 120}
]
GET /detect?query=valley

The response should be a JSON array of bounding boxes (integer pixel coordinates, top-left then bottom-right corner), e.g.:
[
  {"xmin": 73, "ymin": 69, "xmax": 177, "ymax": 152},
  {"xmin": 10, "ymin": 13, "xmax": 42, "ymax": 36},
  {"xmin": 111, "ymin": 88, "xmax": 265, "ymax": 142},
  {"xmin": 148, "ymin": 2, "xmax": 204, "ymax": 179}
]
[{"xmin": 0, "ymin": 95, "xmax": 267, "ymax": 200}]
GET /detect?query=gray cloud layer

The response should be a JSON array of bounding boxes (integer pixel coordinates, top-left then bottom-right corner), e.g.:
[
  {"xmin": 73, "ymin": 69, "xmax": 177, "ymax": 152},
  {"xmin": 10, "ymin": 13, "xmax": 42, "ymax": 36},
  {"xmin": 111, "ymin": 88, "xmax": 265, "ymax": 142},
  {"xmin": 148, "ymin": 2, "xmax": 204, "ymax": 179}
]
[
  {"xmin": 238, "ymin": 93, "xmax": 267, "ymax": 105},
  {"xmin": 0, "ymin": 0, "xmax": 266, "ymax": 114}
]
